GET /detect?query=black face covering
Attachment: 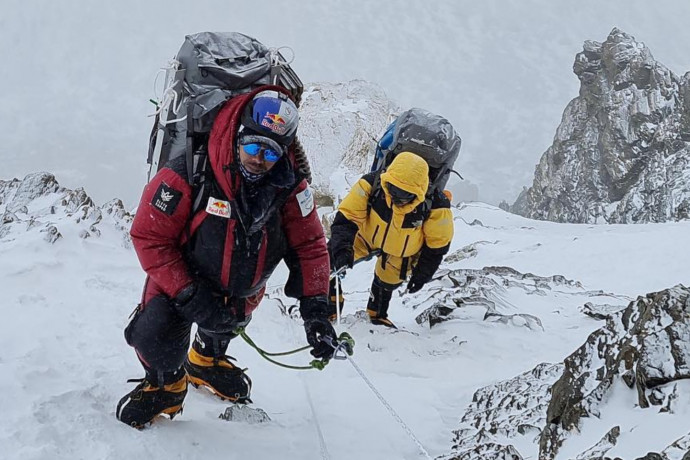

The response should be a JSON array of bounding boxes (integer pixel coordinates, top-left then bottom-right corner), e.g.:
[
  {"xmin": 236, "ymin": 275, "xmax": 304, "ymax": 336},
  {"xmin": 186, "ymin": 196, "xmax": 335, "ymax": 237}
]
[{"xmin": 386, "ymin": 183, "xmax": 416, "ymax": 206}]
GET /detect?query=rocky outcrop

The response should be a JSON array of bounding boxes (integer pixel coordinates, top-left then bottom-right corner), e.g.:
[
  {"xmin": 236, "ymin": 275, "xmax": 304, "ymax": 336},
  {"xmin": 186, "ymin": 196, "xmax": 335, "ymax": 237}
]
[
  {"xmin": 540, "ymin": 285, "xmax": 690, "ymax": 459},
  {"xmin": 513, "ymin": 28, "xmax": 690, "ymax": 223},
  {"xmin": 413, "ymin": 265, "xmax": 622, "ymax": 329},
  {"xmin": 448, "ymin": 363, "xmax": 563, "ymax": 460},
  {"xmin": 0, "ymin": 172, "xmax": 133, "ymax": 246},
  {"xmin": 439, "ymin": 277, "xmax": 690, "ymax": 459},
  {"xmin": 298, "ymin": 80, "xmax": 399, "ymax": 206}
]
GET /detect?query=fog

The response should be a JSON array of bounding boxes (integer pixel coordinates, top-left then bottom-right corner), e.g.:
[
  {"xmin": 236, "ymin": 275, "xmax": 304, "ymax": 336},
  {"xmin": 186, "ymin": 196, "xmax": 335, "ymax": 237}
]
[{"xmin": 2, "ymin": 0, "xmax": 689, "ymax": 207}]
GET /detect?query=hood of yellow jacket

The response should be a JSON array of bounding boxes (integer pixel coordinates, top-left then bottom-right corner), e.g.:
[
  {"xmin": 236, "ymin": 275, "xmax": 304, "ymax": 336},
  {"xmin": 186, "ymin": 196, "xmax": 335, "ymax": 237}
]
[{"xmin": 380, "ymin": 152, "xmax": 429, "ymax": 214}]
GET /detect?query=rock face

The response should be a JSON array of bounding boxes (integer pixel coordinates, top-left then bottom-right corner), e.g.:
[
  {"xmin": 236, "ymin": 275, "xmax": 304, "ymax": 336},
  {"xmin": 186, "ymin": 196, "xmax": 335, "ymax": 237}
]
[
  {"xmin": 540, "ymin": 285, "xmax": 690, "ymax": 459},
  {"xmin": 0, "ymin": 172, "xmax": 133, "ymax": 246},
  {"xmin": 512, "ymin": 28, "xmax": 690, "ymax": 223},
  {"xmin": 448, "ymin": 363, "xmax": 563, "ymax": 460},
  {"xmin": 441, "ymin": 280, "xmax": 690, "ymax": 459}
]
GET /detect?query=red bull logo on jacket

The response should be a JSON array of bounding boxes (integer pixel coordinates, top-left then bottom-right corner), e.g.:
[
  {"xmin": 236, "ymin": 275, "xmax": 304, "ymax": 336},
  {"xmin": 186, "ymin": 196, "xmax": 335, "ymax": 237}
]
[{"xmin": 206, "ymin": 197, "xmax": 231, "ymax": 218}]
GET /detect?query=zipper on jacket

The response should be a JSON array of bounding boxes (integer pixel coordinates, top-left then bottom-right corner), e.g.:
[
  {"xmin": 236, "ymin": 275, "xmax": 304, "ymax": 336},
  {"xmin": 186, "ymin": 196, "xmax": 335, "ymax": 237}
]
[
  {"xmin": 379, "ymin": 220, "xmax": 392, "ymax": 269},
  {"xmin": 400, "ymin": 235, "xmax": 410, "ymax": 258},
  {"xmin": 371, "ymin": 225, "xmax": 380, "ymax": 246}
]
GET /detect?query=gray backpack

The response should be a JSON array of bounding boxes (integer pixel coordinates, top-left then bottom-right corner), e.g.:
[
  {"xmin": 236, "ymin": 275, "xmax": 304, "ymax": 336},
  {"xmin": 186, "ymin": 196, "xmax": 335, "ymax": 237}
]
[
  {"xmin": 146, "ymin": 32, "xmax": 304, "ymax": 184},
  {"xmin": 369, "ymin": 108, "xmax": 462, "ymax": 209}
]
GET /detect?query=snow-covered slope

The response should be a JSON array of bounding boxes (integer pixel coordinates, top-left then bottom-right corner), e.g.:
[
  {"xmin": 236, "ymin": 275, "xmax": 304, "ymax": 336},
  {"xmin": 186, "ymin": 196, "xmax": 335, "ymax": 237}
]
[{"xmin": 2, "ymin": 175, "xmax": 689, "ymax": 459}]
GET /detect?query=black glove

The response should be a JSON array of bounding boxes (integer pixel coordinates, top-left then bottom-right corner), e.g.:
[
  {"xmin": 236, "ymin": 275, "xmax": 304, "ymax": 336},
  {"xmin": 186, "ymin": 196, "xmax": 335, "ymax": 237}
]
[
  {"xmin": 300, "ymin": 296, "xmax": 338, "ymax": 360},
  {"xmin": 304, "ymin": 317, "xmax": 338, "ymax": 360},
  {"xmin": 406, "ymin": 275, "xmax": 427, "ymax": 294},
  {"xmin": 332, "ymin": 249, "xmax": 354, "ymax": 273},
  {"xmin": 173, "ymin": 280, "xmax": 234, "ymax": 331}
]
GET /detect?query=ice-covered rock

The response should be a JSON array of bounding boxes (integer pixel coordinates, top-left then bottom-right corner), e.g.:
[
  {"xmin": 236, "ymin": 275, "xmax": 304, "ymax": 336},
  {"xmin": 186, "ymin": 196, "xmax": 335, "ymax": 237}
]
[
  {"xmin": 512, "ymin": 28, "xmax": 690, "ymax": 223},
  {"xmin": 540, "ymin": 285, "xmax": 690, "ymax": 459},
  {"xmin": 413, "ymin": 265, "xmax": 598, "ymax": 328},
  {"xmin": 447, "ymin": 363, "xmax": 563, "ymax": 460},
  {"xmin": 0, "ymin": 172, "xmax": 132, "ymax": 246}
]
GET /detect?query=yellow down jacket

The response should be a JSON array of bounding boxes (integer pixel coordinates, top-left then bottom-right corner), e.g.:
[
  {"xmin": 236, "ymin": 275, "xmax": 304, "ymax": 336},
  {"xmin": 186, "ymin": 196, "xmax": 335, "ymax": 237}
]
[{"xmin": 331, "ymin": 152, "xmax": 454, "ymax": 286}]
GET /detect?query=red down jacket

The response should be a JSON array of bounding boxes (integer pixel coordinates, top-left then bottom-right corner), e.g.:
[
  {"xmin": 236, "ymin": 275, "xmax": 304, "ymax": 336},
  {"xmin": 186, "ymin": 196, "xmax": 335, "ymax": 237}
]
[{"xmin": 130, "ymin": 86, "xmax": 329, "ymax": 317}]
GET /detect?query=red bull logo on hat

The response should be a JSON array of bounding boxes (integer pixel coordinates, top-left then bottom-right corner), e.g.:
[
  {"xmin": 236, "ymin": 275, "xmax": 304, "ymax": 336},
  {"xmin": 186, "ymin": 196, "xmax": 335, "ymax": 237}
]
[{"xmin": 261, "ymin": 113, "xmax": 288, "ymax": 135}]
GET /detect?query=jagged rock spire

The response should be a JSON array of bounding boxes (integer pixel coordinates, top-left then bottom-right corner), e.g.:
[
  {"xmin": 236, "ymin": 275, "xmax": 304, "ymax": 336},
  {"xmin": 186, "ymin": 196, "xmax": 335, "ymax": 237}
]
[{"xmin": 512, "ymin": 28, "xmax": 690, "ymax": 223}]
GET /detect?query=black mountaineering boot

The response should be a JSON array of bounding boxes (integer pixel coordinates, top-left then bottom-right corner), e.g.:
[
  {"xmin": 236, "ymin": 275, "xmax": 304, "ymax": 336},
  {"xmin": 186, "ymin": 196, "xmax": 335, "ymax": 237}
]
[
  {"xmin": 116, "ymin": 370, "xmax": 187, "ymax": 429},
  {"xmin": 185, "ymin": 345, "xmax": 252, "ymax": 403},
  {"xmin": 366, "ymin": 276, "xmax": 397, "ymax": 329}
]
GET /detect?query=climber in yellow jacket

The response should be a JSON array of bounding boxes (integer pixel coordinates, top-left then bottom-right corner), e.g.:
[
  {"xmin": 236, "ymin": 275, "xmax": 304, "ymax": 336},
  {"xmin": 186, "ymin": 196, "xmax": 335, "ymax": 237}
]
[{"xmin": 327, "ymin": 151, "xmax": 454, "ymax": 328}]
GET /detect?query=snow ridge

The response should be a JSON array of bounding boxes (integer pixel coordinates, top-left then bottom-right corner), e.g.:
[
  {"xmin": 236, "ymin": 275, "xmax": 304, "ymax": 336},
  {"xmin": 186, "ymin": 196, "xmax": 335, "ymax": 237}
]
[{"xmin": 0, "ymin": 172, "xmax": 133, "ymax": 246}]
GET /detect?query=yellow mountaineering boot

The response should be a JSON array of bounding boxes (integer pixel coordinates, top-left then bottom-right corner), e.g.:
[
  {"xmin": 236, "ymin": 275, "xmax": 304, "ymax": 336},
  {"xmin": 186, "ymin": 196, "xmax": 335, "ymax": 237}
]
[
  {"xmin": 184, "ymin": 347, "xmax": 252, "ymax": 403},
  {"xmin": 116, "ymin": 372, "xmax": 187, "ymax": 428},
  {"xmin": 367, "ymin": 309, "xmax": 398, "ymax": 329},
  {"xmin": 366, "ymin": 277, "xmax": 397, "ymax": 328}
]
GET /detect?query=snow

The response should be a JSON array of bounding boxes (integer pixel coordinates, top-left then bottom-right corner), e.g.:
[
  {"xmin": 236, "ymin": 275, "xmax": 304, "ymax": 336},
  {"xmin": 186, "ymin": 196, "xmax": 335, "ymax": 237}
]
[
  {"xmin": 2, "ymin": 200, "xmax": 690, "ymax": 459},
  {"xmin": 3, "ymin": 3, "xmax": 690, "ymax": 457},
  {"xmin": 559, "ymin": 380, "xmax": 690, "ymax": 459}
]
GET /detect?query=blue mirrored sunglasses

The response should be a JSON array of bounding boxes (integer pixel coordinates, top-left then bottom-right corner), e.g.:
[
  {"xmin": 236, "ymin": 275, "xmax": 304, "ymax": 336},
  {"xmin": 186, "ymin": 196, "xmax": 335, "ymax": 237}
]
[{"xmin": 242, "ymin": 142, "xmax": 283, "ymax": 162}]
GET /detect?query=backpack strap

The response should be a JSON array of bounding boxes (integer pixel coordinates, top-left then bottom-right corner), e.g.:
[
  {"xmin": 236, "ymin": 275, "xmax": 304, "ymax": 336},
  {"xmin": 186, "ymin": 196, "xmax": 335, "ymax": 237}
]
[
  {"xmin": 366, "ymin": 173, "xmax": 383, "ymax": 217},
  {"xmin": 185, "ymin": 97, "xmax": 196, "ymax": 186},
  {"xmin": 191, "ymin": 152, "xmax": 210, "ymax": 216}
]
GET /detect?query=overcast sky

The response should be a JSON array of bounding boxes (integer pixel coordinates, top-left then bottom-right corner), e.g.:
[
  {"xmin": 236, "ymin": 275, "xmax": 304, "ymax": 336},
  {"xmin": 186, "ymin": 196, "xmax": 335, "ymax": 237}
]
[{"xmin": 2, "ymin": 0, "xmax": 689, "ymax": 207}]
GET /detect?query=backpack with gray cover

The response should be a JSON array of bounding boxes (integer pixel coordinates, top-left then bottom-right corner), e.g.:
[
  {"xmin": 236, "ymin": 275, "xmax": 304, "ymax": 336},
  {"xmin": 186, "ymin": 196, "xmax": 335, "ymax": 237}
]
[
  {"xmin": 146, "ymin": 32, "xmax": 304, "ymax": 184},
  {"xmin": 370, "ymin": 107, "xmax": 462, "ymax": 205}
]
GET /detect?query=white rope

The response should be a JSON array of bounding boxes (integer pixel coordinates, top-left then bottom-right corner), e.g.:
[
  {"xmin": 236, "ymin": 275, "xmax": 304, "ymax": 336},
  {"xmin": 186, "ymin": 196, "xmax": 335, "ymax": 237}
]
[
  {"xmin": 148, "ymin": 59, "xmax": 187, "ymax": 124},
  {"xmin": 269, "ymin": 46, "xmax": 295, "ymax": 67},
  {"xmin": 284, "ymin": 306, "xmax": 332, "ymax": 460},
  {"xmin": 302, "ymin": 375, "xmax": 332, "ymax": 460},
  {"xmin": 158, "ymin": 87, "xmax": 187, "ymax": 124},
  {"xmin": 344, "ymin": 354, "xmax": 434, "ymax": 460}
]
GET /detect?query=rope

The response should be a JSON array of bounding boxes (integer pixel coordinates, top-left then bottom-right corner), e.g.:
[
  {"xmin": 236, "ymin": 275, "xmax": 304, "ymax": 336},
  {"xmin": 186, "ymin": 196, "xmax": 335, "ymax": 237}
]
[
  {"xmin": 283, "ymin": 310, "xmax": 333, "ymax": 460},
  {"xmin": 237, "ymin": 328, "xmax": 322, "ymax": 370},
  {"xmin": 149, "ymin": 59, "xmax": 187, "ymax": 123},
  {"xmin": 269, "ymin": 46, "xmax": 295, "ymax": 67},
  {"xmin": 343, "ymin": 354, "xmax": 434, "ymax": 460},
  {"xmin": 302, "ymin": 375, "xmax": 332, "ymax": 460}
]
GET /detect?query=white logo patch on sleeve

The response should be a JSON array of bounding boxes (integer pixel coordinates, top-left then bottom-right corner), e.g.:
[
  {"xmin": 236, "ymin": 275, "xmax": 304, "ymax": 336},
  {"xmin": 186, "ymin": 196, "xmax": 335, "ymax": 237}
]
[
  {"xmin": 205, "ymin": 197, "xmax": 231, "ymax": 218},
  {"xmin": 296, "ymin": 186, "xmax": 315, "ymax": 217}
]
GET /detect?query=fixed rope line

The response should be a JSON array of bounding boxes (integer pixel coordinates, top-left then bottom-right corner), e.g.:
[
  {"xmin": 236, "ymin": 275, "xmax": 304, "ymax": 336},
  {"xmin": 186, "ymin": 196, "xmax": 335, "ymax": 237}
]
[
  {"xmin": 284, "ymin": 312, "xmax": 333, "ymax": 460},
  {"xmin": 302, "ymin": 375, "xmax": 332, "ymax": 460},
  {"xmin": 343, "ymin": 354, "xmax": 434, "ymax": 460}
]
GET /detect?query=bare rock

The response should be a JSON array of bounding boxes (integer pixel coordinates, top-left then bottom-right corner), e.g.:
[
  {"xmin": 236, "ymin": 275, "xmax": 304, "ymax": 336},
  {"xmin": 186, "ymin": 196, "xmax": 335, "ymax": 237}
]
[{"xmin": 512, "ymin": 29, "xmax": 690, "ymax": 224}]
